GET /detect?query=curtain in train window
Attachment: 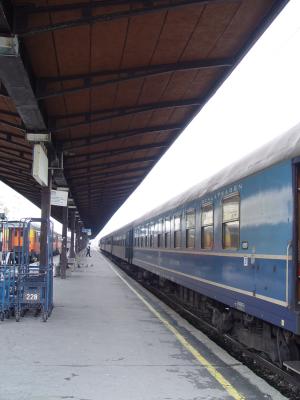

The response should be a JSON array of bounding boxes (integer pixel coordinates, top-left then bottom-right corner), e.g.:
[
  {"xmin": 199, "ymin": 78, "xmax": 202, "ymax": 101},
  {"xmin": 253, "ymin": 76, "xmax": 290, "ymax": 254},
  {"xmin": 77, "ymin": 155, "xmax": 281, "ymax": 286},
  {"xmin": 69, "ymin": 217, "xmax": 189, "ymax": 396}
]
[
  {"xmin": 186, "ymin": 210, "xmax": 196, "ymax": 248},
  {"xmin": 150, "ymin": 223, "xmax": 155, "ymax": 247},
  {"xmin": 164, "ymin": 217, "xmax": 171, "ymax": 248},
  {"xmin": 201, "ymin": 203, "xmax": 213, "ymax": 249},
  {"xmin": 174, "ymin": 215, "xmax": 181, "ymax": 248},
  {"xmin": 222, "ymin": 195, "xmax": 240, "ymax": 249}
]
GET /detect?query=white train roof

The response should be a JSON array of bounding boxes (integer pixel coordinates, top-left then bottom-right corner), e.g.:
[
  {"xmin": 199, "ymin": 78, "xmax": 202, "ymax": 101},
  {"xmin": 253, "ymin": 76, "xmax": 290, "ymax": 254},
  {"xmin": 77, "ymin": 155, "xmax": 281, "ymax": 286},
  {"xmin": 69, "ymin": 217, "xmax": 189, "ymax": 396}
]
[
  {"xmin": 108, "ymin": 122, "xmax": 300, "ymax": 234},
  {"xmin": 135, "ymin": 123, "xmax": 300, "ymax": 224}
]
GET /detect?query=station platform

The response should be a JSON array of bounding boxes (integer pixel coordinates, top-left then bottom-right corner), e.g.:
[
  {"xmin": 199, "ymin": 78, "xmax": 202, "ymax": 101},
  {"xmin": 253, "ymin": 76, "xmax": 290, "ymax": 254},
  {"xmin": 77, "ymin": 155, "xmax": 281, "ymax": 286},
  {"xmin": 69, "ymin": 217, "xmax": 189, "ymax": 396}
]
[{"xmin": 0, "ymin": 251, "xmax": 287, "ymax": 400}]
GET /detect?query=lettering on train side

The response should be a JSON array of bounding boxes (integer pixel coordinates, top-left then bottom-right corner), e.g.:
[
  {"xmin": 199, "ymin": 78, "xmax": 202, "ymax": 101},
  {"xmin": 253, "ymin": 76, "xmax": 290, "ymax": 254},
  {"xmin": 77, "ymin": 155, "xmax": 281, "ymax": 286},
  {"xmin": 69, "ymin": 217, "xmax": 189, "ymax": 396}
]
[{"xmin": 201, "ymin": 183, "xmax": 243, "ymax": 205}]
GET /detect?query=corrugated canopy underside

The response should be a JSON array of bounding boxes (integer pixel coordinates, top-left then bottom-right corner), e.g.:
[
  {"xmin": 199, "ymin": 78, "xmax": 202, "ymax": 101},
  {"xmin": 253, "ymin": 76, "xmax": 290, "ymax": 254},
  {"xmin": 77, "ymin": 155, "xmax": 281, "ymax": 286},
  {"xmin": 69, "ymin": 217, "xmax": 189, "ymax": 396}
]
[{"xmin": 0, "ymin": 0, "xmax": 288, "ymax": 236}]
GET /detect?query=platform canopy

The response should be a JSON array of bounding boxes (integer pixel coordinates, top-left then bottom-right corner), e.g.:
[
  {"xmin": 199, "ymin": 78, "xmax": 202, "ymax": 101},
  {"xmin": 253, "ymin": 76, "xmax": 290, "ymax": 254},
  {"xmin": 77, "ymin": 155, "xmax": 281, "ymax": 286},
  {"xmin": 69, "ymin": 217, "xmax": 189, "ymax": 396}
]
[{"xmin": 0, "ymin": 0, "xmax": 288, "ymax": 236}]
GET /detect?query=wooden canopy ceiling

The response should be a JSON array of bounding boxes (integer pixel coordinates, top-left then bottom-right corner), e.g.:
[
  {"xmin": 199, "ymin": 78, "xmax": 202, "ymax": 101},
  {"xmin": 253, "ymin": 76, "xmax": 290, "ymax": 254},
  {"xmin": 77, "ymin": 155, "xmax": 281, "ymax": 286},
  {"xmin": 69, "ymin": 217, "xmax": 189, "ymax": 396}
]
[{"xmin": 0, "ymin": 0, "xmax": 288, "ymax": 236}]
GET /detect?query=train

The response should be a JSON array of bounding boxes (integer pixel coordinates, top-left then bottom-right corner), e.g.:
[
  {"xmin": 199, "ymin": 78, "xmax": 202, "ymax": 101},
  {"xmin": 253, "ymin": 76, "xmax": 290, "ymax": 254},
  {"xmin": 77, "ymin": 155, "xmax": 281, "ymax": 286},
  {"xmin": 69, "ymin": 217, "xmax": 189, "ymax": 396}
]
[
  {"xmin": 100, "ymin": 122, "xmax": 300, "ymax": 366},
  {"xmin": 0, "ymin": 223, "xmax": 63, "ymax": 261}
]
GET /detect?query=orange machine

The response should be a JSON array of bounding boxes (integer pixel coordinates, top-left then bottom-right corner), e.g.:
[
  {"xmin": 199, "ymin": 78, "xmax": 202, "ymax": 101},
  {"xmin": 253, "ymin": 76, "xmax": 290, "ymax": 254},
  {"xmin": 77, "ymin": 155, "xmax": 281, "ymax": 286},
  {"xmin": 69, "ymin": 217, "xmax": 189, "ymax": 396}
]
[{"xmin": 1, "ymin": 224, "xmax": 62, "ymax": 260}]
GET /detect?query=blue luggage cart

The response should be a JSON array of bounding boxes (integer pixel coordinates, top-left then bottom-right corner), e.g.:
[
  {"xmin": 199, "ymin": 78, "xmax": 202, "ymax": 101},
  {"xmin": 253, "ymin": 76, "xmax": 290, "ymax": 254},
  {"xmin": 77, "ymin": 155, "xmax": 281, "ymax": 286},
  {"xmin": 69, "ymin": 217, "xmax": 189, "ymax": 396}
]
[
  {"xmin": 0, "ymin": 218, "xmax": 19, "ymax": 321},
  {"xmin": 0, "ymin": 266, "xmax": 11, "ymax": 320},
  {"xmin": 15, "ymin": 218, "xmax": 53, "ymax": 322}
]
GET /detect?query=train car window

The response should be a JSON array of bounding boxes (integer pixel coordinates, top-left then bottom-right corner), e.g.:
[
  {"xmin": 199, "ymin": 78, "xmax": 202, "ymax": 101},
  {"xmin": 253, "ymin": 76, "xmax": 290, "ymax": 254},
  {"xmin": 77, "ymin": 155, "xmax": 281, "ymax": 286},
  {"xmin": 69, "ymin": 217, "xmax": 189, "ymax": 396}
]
[
  {"xmin": 150, "ymin": 223, "xmax": 155, "ymax": 247},
  {"xmin": 201, "ymin": 203, "xmax": 213, "ymax": 249},
  {"xmin": 154, "ymin": 222, "xmax": 158, "ymax": 248},
  {"xmin": 144, "ymin": 224, "xmax": 148, "ymax": 247},
  {"xmin": 174, "ymin": 215, "xmax": 181, "ymax": 248},
  {"xmin": 186, "ymin": 210, "xmax": 196, "ymax": 248},
  {"xmin": 164, "ymin": 217, "xmax": 170, "ymax": 248},
  {"xmin": 157, "ymin": 219, "xmax": 162, "ymax": 248},
  {"xmin": 222, "ymin": 195, "xmax": 240, "ymax": 249}
]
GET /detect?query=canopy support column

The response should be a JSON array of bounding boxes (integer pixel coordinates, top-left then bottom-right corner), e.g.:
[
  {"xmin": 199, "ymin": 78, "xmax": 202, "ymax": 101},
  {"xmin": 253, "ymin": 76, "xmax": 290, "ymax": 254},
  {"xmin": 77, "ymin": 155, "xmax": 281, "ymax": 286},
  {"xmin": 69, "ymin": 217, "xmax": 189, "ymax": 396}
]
[
  {"xmin": 69, "ymin": 210, "xmax": 75, "ymax": 259},
  {"xmin": 60, "ymin": 206, "xmax": 68, "ymax": 279},
  {"xmin": 40, "ymin": 174, "xmax": 52, "ymax": 267}
]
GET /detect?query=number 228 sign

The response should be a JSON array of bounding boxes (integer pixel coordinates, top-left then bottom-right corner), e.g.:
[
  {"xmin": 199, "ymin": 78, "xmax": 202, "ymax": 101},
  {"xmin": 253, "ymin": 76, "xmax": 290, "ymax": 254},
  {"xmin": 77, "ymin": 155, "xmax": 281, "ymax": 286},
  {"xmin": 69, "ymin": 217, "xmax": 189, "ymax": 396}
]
[{"xmin": 24, "ymin": 290, "xmax": 40, "ymax": 302}]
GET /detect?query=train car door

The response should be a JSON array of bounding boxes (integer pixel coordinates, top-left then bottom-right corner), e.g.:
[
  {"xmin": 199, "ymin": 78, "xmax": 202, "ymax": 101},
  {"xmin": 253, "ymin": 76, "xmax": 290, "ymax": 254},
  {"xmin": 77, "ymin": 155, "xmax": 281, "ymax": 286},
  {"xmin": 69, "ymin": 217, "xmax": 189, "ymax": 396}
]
[{"xmin": 125, "ymin": 229, "xmax": 133, "ymax": 264}]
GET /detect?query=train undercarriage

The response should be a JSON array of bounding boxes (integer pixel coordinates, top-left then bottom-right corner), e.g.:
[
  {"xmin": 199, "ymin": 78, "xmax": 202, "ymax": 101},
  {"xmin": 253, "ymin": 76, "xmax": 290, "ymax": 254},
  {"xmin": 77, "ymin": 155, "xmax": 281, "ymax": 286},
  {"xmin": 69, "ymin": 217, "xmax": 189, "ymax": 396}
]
[{"xmin": 112, "ymin": 256, "xmax": 300, "ymax": 369}]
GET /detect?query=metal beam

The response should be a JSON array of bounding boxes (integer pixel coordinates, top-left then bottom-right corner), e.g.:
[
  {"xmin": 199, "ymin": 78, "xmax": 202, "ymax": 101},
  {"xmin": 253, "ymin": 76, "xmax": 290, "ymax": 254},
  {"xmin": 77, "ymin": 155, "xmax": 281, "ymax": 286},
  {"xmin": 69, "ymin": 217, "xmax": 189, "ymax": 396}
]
[
  {"xmin": 74, "ymin": 184, "xmax": 133, "ymax": 197},
  {"xmin": 0, "ymin": 131, "xmax": 31, "ymax": 148},
  {"xmin": 0, "ymin": 149, "xmax": 32, "ymax": 165},
  {"xmin": 66, "ymin": 140, "xmax": 169, "ymax": 161},
  {"xmin": 0, "ymin": 140, "xmax": 32, "ymax": 155},
  {"xmin": 50, "ymin": 99, "xmax": 200, "ymax": 132},
  {"xmin": 0, "ymin": 118, "xmax": 23, "ymax": 130},
  {"xmin": 15, "ymin": 1, "xmax": 232, "ymax": 37},
  {"xmin": 60, "ymin": 124, "xmax": 181, "ymax": 150},
  {"xmin": 65, "ymin": 141, "xmax": 169, "ymax": 169},
  {"xmin": 0, "ymin": 162, "xmax": 31, "ymax": 176},
  {"xmin": 73, "ymin": 186, "xmax": 136, "ymax": 199},
  {"xmin": 79, "ymin": 192, "xmax": 129, "ymax": 201},
  {"xmin": 65, "ymin": 156, "xmax": 156, "ymax": 172},
  {"xmin": 0, "ymin": 160, "xmax": 31, "ymax": 176},
  {"xmin": 70, "ymin": 173, "xmax": 144, "ymax": 189},
  {"xmin": 0, "ymin": 109, "xmax": 19, "ymax": 118},
  {"xmin": 0, "ymin": 35, "xmax": 46, "ymax": 131},
  {"xmin": 36, "ymin": 58, "xmax": 232, "ymax": 99},
  {"xmin": 0, "ymin": 146, "xmax": 30, "ymax": 161},
  {"xmin": 78, "ymin": 199, "xmax": 128, "ymax": 208},
  {"xmin": 0, "ymin": 167, "xmax": 33, "ymax": 183},
  {"xmin": 0, "ymin": 127, "xmax": 28, "ymax": 140},
  {"xmin": 0, "ymin": 11, "xmax": 69, "ymax": 194},
  {"xmin": 68, "ymin": 164, "xmax": 150, "ymax": 181},
  {"xmin": 77, "ymin": 192, "xmax": 131, "ymax": 205},
  {"xmin": 14, "ymin": 0, "xmax": 219, "ymax": 14},
  {"xmin": 71, "ymin": 176, "xmax": 141, "ymax": 192}
]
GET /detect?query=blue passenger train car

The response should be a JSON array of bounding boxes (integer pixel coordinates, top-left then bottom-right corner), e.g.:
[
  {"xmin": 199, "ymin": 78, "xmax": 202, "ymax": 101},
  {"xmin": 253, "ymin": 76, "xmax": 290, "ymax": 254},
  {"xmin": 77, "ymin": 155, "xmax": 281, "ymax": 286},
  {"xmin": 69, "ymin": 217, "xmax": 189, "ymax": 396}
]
[{"xmin": 100, "ymin": 123, "xmax": 300, "ymax": 364}]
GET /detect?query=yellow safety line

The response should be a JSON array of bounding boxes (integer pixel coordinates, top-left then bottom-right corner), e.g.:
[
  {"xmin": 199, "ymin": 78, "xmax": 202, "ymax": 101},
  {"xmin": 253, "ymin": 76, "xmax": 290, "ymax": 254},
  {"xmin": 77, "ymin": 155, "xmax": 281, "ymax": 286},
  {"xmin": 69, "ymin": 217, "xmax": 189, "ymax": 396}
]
[{"xmin": 107, "ymin": 261, "xmax": 246, "ymax": 400}]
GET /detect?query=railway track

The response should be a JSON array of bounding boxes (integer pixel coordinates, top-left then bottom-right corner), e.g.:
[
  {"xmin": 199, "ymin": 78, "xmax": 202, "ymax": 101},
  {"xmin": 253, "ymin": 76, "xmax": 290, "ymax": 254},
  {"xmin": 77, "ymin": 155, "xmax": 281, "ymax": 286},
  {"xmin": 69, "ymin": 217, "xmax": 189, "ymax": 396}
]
[{"xmin": 108, "ymin": 255, "xmax": 300, "ymax": 400}]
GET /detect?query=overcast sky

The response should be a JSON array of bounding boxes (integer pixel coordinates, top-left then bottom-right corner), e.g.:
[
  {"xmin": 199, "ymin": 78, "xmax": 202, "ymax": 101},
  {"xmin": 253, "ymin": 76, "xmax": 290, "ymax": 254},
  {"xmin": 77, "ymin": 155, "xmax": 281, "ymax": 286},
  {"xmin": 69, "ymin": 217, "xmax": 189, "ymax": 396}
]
[{"xmin": 0, "ymin": 0, "xmax": 300, "ymax": 244}]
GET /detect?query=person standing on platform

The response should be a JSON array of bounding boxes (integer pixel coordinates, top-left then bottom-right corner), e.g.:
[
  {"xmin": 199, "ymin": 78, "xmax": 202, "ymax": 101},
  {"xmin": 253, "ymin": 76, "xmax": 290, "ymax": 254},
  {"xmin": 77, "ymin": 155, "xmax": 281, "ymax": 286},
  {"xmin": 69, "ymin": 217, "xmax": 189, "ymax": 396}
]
[{"xmin": 86, "ymin": 243, "xmax": 91, "ymax": 257}]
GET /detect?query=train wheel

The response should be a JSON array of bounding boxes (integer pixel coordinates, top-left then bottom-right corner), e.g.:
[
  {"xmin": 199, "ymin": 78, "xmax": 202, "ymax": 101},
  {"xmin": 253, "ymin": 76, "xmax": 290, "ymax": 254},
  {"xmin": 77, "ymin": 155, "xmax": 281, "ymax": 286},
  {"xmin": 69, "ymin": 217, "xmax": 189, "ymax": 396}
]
[{"xmin": 276, "ymin": 329, "xmax": 300, "ymax": 366}]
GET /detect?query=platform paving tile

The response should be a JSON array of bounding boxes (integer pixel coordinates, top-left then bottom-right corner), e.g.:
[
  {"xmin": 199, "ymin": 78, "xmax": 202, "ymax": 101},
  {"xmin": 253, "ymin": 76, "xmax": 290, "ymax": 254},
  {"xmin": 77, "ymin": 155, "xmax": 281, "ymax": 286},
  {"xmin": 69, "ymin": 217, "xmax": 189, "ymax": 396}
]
[{"xmin": 0, "ymin": 251, "xmax": 287, "ymax": 400}]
